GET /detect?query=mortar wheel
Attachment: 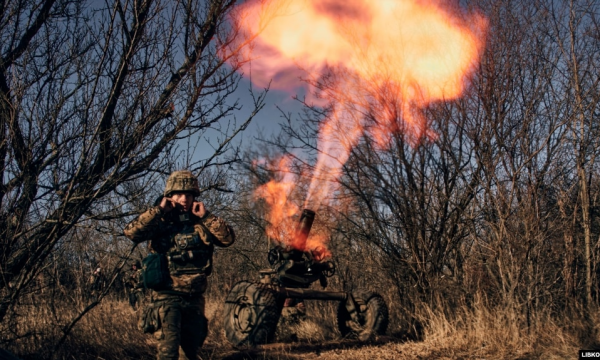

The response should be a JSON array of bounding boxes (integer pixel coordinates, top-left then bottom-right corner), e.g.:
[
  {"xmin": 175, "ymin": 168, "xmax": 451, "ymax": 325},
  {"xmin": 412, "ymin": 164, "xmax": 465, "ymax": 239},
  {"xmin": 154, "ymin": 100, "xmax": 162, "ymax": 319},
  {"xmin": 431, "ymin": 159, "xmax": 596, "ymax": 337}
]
[
  {"xmin": 223, "ymin": 281, "xmax": 282, "ymax": 346},
  {"xmin": 337, "ymin": 291, "xmax": 389, "ymax": 340}
]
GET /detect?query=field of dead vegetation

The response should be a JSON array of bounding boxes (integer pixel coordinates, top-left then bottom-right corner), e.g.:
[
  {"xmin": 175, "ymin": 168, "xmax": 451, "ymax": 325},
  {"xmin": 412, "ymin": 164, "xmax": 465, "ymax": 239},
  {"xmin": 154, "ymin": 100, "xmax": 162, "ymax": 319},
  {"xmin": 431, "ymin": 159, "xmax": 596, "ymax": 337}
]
[{"xmin": 1, "ymin": 294, "xmax": 588, "ymax": 360}]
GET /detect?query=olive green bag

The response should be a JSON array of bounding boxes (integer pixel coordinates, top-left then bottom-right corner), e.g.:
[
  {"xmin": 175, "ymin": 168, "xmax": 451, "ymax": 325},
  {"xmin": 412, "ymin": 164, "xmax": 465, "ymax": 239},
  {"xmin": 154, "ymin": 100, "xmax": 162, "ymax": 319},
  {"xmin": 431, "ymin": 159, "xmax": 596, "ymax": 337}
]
[{"xmin": 141, "ymin": 253, "xmax": 169, "ymax": 290}]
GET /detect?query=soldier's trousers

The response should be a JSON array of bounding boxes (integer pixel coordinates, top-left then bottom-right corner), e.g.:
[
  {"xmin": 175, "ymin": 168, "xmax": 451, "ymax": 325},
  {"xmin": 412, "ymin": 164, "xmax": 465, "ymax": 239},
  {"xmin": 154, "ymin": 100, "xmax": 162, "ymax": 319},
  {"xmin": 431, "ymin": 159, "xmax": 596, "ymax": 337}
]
[
  {"xmin": 152, "ymin": 293, "xmax": 207, "ymax": 360},
  {"xmin": 129, "ymin": 289, "xmax": 143, "ymax": 310}
]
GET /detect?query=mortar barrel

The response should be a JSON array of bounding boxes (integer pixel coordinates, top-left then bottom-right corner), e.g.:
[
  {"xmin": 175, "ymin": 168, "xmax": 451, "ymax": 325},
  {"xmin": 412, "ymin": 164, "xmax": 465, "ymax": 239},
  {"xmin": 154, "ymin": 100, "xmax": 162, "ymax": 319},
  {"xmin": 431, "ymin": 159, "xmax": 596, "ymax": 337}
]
[{"xmin": 295, "ymin": 209, "xmax": 315, "ymax": 250}]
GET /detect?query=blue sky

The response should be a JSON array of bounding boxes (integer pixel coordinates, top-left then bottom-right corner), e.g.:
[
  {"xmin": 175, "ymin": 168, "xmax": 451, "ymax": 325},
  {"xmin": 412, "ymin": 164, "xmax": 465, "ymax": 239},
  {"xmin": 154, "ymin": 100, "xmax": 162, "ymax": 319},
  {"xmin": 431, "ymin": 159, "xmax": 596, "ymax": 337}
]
[{"xmin": 193, "ymin": 76, "xmax": 307, "ymax": 165}]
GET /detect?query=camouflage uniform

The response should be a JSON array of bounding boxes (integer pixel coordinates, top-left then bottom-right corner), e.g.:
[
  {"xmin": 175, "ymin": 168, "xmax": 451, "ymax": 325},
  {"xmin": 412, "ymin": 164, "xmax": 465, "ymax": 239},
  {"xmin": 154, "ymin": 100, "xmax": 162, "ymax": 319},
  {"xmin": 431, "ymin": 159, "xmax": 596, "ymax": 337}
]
[
  {"xmin": 124, "ymin": 171, "xmax": 235, "ymax": 360},
  {"xmin": 127, "ymin": 261, "xmax": 144, "ymax": 310},
  {"xmin": 89, "ymin": 268, "xmax": 104, "ymax": 298}
]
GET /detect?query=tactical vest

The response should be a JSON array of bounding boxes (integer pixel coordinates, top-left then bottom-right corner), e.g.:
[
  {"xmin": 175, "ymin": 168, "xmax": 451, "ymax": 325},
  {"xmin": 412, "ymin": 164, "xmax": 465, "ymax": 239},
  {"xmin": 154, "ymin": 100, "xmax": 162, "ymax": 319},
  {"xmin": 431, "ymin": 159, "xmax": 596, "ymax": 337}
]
[{"xmin": 165, "ymin": 220, "xmax": 214, "ymax": 276}]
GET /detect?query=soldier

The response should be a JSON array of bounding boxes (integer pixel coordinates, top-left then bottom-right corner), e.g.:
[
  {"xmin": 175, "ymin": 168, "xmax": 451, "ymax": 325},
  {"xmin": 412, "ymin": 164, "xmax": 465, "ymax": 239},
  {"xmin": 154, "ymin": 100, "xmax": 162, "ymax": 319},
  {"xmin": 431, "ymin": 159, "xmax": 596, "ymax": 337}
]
[
  {"xmin": 89, "ymin": 267, "xmax": 104, "ymax": 298},
  {"xmin": 124, "ymin": 170, "xmax": 235, "ymax": 360},
  {"xmin": 127, "ymin": 260, "xmax": 144, "ymax": 310}
]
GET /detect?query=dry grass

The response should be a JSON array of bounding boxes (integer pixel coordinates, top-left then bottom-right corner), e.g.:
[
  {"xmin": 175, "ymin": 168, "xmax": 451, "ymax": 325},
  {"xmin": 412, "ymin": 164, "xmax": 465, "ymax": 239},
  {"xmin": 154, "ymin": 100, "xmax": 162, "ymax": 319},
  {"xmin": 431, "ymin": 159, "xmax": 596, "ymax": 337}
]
[
  {"xmin": 1, "ymin": 293, "xmax": 591, "ymax": 360},
  {"xmin": 2, "ymin": 295, "xmax": 154, "ymax": 360},
  {"xmin": 414, "ymin": 301, "xmax": 581, "ymax": 359}
]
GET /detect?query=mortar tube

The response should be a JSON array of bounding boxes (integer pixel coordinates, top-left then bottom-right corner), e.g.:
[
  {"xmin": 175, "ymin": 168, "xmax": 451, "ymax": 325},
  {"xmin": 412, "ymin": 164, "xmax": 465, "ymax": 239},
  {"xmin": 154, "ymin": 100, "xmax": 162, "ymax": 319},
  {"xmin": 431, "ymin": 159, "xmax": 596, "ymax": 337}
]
[{"xmin": 294, "ymin": 209, "xmax": 315, "ymax": 251}]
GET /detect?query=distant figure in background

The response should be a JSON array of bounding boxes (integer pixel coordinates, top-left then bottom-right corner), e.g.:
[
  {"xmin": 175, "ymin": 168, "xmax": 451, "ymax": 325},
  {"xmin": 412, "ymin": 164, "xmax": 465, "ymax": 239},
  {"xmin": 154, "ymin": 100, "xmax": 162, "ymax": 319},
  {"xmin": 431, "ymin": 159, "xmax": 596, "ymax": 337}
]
[
  {"xmin": 127, "ymin": 260, "xmax": 144, "ymax": 310},
  {"xmin": 89, "ymin": 267, "xmax": 104, "ymax": 297}
]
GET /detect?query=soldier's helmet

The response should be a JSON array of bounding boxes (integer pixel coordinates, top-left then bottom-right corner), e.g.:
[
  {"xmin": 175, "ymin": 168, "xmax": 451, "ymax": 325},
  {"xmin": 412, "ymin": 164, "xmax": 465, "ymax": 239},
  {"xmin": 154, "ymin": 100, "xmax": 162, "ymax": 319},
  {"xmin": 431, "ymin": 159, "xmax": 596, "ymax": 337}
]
[{"xmin": 164, "ymin": 170, "xmax": 200, "ymax": 197}]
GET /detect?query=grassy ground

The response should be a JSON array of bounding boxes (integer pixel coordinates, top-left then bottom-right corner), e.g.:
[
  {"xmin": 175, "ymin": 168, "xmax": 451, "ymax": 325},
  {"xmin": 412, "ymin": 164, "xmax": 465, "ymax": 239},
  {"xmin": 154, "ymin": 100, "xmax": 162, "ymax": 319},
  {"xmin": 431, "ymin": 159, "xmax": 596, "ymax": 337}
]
[{"xmin": 1, "ymin": 294, "xmax": 588, "ymax": 360}]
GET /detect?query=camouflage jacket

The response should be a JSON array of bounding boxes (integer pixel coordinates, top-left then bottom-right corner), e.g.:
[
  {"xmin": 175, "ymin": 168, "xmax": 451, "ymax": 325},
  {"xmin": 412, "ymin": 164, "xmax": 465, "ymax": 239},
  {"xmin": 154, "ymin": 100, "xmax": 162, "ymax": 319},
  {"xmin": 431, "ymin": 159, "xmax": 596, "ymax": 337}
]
[
  {"xmin": 123, "ymin": 206, "xmax": 235, "ymax": 295},
  {"xmin": 127, "ymin": 269, "xmax": 143, "ymax": 290}
]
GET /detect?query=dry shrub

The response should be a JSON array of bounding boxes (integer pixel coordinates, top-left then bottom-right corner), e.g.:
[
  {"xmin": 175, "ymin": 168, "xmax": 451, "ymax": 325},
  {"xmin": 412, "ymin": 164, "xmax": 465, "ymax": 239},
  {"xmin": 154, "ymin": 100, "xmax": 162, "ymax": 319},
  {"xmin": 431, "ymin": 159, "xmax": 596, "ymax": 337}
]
[
  {"xmin": 2, "ymin": 290, "xmax": 594, "ymax": 359},
  {"xmin": 3, "ymin": 292, "xmax": 339, "ymax": 360},
  {"xmin": 4, "ymin": 295, "xmax": 236, "ymax": 360},
  {"xmin": 204, "ymin": 296, "xmax": 230, "ymax": 348},
  {"xmin": 3, "ymin": 296, "xmax": 154, "ymax": 360},
  {"xmin": 276, "ymin": 312, "xmax": 335, "ymax": 344},
  {"xmin": 417, "ymin": 296, "xmax": 582, "ymax": 359}
]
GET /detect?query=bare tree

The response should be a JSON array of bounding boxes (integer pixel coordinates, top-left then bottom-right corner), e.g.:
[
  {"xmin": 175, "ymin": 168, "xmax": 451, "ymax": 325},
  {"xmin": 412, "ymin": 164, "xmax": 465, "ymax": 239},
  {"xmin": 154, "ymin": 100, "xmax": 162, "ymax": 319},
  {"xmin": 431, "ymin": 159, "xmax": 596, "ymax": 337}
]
[
  {"xmin": 0, "ymin": 0, "xmax": 266, "ymax": 325},
  {"xmin": 233, "ymin": 0, "xmax": 600, "ymax": 334},
  {"xmin": 549, "ymin": 0, "xmax": 600, "ymax": 313}
]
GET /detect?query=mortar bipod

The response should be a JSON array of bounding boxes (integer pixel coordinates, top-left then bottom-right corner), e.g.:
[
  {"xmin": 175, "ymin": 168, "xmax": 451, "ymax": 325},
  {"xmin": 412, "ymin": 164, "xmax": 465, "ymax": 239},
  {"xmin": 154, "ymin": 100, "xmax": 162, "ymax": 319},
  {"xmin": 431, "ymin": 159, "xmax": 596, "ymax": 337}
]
[
  {"xmin": 272, "ymin": 287, "xmax": 364, "ymax": 325},
  {"xmin": 343, "ymin": 293, "xmax": 364, "ymax": 325}
]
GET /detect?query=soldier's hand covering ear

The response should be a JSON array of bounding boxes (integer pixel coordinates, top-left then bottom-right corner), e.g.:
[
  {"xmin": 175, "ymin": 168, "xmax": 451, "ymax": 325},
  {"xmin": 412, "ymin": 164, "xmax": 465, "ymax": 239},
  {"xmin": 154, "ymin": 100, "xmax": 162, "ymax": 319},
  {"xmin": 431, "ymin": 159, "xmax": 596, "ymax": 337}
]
[
  {"xmin": 159, "ymin": 197, "xmax": 177, "ymax": 213},
  {"xmin": 192, "ymin": 201, "xmax": 206, "ymax": 218}
]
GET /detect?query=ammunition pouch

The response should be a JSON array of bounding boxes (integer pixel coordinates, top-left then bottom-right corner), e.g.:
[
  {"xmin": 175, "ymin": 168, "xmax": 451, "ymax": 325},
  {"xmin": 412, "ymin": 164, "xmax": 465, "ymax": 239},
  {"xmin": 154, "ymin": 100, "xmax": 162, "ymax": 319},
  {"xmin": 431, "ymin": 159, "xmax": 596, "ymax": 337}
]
[
  {"xmin": 142, "ymin": 253, "xmax": 170, "ymax": 290},
  {"xmin": 138, "ymin": 303, "xmax": 161, "ymax": 333},
  {"xmin": 173, "ymin": 232, "xmax": 201, "ymax": 250},
  {"xmin": 167, "ymin": 248, "xmax": 213, "ymax": 276},
  {"xmin": 168, "ymin": 249, "xmax": 204, "ymax": 263},
  {"xmin": 166, "ymin": 227, "xmax": 213, "ymax": 276}
]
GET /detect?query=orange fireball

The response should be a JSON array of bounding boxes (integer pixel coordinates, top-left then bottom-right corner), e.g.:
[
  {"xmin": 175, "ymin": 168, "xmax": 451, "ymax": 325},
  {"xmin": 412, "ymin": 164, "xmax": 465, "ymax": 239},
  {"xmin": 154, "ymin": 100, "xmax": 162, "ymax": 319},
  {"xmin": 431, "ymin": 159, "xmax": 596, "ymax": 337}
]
[{"xmin": 239, "ymin": 0, "xmax": 486, "ymax": 248}]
